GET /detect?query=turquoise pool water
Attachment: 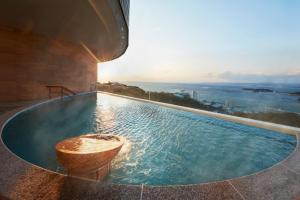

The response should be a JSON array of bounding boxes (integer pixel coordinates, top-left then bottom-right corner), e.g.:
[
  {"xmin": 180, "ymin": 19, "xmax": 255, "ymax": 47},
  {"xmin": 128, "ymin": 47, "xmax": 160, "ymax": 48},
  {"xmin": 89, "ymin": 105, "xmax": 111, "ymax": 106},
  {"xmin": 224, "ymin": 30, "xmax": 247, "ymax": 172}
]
[{"xmin": 1, "ymin": 93, "xmax": 296, "ymax": 185}]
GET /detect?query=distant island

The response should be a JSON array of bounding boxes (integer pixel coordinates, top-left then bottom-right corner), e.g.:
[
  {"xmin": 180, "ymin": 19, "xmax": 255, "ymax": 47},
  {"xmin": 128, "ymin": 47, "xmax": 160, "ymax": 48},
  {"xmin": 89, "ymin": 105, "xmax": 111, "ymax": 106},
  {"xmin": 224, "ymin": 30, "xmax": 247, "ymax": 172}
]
[
  {"xmin": 242, "ymin": 88, "xmax": 273, "ymax": 93},
  {"xmin": 97, "ymin": 82, "xmax": 300, "ymax": 128},
  {"xmin": 288, "ymin": 92, "xmax": 300, "ymax": 102},
  {"xmin": 289, "ymin": 92, "xmax": 300, "ymax": 96}
]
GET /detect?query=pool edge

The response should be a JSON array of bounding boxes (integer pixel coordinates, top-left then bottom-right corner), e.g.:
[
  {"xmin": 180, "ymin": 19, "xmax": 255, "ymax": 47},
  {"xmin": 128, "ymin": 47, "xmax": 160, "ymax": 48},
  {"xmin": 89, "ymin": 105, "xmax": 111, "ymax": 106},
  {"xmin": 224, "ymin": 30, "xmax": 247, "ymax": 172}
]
[
  {"xmin": 98, "ymin": 91, "xmax": 300, "ymax": 136},
  {"xmin": 0, "ymin": 91, "xmax": 300, "ymax": 199}
]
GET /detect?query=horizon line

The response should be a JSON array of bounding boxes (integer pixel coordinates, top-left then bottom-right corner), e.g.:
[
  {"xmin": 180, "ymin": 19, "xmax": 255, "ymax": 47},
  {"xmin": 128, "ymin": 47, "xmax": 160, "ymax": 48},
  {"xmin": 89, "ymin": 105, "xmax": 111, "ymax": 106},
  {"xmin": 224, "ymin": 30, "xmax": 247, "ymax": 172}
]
[{"xmin": 98, "ymin": 80, "xmax": 300, "ymax": 85}]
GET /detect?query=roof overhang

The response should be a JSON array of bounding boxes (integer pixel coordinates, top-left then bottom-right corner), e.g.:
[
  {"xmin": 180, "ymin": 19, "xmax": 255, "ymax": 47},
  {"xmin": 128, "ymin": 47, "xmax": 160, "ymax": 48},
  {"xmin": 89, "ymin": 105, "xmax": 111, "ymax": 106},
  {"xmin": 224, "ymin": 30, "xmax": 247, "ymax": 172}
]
[{"xmin": 0, "ymin": 0, "xmax": 129, "ymax": 62}]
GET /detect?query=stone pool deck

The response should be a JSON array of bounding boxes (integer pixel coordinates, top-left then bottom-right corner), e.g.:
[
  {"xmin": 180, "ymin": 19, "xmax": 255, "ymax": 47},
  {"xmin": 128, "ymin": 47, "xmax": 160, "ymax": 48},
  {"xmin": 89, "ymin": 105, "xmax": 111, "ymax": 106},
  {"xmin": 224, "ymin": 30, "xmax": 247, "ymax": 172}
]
[{"xmin": 1, "ymin": 93, "xmax": 300, "ymax": 200}]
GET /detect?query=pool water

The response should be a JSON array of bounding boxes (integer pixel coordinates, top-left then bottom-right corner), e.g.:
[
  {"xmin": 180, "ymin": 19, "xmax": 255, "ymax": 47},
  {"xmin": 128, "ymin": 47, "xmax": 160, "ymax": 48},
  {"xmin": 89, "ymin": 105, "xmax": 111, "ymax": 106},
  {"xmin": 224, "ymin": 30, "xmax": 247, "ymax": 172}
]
[{"xmin": 1, "ymin": 93, "xmax": 296, "ymax": 185}]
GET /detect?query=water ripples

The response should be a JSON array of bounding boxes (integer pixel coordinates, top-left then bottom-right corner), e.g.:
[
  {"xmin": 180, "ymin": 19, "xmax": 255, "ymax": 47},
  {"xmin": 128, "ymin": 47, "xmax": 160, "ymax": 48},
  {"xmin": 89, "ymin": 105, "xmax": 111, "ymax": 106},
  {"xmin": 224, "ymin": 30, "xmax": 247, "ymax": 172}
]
[{"xmin": 2, "ymin": 93, "xmax": 297, "ymax": 185}]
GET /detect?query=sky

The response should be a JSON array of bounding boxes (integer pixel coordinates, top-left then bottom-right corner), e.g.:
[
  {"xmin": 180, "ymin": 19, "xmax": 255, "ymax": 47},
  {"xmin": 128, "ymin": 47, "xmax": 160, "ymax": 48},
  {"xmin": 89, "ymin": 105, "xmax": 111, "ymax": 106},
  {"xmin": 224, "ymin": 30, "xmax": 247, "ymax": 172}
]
[{"xmin": 98, "ymin": 0, "xmax": 300, "ymax": 83}]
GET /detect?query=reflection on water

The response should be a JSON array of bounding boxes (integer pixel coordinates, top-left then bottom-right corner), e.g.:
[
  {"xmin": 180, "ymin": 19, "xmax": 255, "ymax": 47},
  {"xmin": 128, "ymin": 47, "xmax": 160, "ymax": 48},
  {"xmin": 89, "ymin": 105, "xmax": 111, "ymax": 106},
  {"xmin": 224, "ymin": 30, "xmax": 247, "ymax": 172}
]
[{"xmin": 2, "ymin": 93, "xmax": 297, "ymax": 185}]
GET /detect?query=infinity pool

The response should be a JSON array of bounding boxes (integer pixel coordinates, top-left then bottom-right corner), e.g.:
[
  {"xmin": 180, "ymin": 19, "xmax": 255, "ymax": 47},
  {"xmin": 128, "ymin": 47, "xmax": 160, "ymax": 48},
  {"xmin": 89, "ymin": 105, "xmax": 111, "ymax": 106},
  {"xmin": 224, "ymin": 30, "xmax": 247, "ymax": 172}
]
[{"xmin": 1, "ymin": 93, "xmax": 296, "ymax": 185}]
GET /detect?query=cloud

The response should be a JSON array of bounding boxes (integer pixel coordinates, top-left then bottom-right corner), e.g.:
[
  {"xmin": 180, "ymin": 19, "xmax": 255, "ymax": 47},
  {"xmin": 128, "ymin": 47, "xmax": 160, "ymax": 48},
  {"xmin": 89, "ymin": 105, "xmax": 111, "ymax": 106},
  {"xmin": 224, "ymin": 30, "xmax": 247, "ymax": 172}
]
[{"xmin": 219, "ymin": 71, "xmax": 300, "ymax": 83}]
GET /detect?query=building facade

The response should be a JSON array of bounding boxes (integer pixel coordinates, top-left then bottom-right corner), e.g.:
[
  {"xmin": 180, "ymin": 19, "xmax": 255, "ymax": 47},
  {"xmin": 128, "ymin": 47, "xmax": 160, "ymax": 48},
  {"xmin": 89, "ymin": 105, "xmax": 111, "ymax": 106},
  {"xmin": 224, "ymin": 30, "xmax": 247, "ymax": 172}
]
[{"xmin": 0, "ymin": 0, "xmax": 129, "ymax": 102}]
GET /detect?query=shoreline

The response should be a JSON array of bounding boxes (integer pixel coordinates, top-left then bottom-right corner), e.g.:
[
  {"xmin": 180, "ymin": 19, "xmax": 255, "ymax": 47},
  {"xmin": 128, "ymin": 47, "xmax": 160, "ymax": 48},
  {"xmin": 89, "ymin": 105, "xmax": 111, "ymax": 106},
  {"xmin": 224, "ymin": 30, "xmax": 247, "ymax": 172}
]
[{"xmin": 97, "ymin": 82, "xmax": 300, "ymax": 128}]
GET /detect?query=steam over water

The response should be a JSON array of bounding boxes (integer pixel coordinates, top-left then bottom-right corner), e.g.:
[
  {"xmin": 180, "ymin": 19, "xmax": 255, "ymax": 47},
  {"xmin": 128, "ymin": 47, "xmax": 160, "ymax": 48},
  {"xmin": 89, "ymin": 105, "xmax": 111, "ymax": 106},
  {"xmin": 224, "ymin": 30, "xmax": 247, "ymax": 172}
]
[{"xmin": 2, "ymin": 93, "xmax": 296, "ymax": 185}]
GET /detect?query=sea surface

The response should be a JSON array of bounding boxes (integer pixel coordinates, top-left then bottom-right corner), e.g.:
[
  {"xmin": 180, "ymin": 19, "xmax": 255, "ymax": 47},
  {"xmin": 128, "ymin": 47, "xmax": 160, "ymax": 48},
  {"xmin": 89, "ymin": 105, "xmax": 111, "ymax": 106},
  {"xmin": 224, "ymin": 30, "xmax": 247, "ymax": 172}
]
[{"xmin": 124, "ymin": 82, "xmax": 300, "ymax": 113}]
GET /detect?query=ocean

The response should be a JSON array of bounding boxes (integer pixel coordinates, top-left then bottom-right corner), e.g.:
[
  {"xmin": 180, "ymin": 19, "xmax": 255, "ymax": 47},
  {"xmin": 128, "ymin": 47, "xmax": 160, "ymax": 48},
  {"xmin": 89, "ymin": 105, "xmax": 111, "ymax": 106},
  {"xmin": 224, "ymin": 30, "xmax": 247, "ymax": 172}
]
[{"xmin": 123, "ymin": 82, "xmax": 300, "ymax": 114}]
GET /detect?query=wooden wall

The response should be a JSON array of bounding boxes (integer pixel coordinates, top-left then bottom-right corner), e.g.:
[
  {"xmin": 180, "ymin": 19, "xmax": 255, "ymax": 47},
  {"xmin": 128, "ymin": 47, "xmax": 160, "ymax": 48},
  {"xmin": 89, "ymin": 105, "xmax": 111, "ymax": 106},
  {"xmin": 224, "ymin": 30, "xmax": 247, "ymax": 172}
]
[{"xmin": 0, "ymin": 26, "xmax": 97, "ymax": 102}]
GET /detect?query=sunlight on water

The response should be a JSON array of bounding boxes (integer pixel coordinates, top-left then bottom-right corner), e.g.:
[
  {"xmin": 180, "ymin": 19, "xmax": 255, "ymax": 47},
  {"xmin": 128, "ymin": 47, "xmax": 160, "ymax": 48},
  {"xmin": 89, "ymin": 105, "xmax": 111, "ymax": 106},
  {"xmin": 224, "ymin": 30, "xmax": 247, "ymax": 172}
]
[
  {"xmin": 111, "ymin": 138, "xmax": 132, "ymax": 169},
  {"xmin": 2, "ymin": 93, "xmax": 297, "ymax": 185}
]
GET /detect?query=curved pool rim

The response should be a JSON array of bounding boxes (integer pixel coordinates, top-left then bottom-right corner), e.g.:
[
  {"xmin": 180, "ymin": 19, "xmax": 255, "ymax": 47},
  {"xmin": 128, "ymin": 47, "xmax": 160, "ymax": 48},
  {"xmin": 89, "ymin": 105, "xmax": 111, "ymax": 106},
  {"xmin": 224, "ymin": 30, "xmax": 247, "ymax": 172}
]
[
  {"xmin": 0, "ymin": 91, "xmax": 300, "ymax": 199},
  {"xmin": 1, "ymin": 91, "xmax": 300, "ymax": 185}
]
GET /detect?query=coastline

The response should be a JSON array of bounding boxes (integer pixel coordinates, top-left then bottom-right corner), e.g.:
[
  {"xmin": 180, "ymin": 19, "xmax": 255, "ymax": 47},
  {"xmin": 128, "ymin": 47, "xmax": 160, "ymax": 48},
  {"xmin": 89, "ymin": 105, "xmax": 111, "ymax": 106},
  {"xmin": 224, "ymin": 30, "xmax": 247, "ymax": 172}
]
[{"xmin": 97, "ymin": 82, "xmax": 300, "ymax": 128}]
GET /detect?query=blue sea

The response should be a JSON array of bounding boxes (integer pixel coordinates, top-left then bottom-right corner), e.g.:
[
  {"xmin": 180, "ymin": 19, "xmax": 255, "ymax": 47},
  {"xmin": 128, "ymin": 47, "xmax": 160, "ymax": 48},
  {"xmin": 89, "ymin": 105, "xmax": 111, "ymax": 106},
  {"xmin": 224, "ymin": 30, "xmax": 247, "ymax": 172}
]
[{"xmin": 123, "ymin": 82, "xmax": 300, "ymax": 113}]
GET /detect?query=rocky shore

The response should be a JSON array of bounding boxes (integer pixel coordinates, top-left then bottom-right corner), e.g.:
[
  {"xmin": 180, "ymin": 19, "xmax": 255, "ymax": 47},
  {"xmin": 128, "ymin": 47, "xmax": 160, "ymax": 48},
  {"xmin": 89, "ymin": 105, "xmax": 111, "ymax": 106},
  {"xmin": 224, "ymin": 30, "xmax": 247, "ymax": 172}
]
[
  {"xmin": 97, "ymin": 82, "xmax": 300, "ymax": 128},
  {"xmin": 97, "ymin": 82, "xmax": 224, "ymax": 112},
  {"xmin": 235, "ymin": 112, "xmax": 300, "ymax": 128}
]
